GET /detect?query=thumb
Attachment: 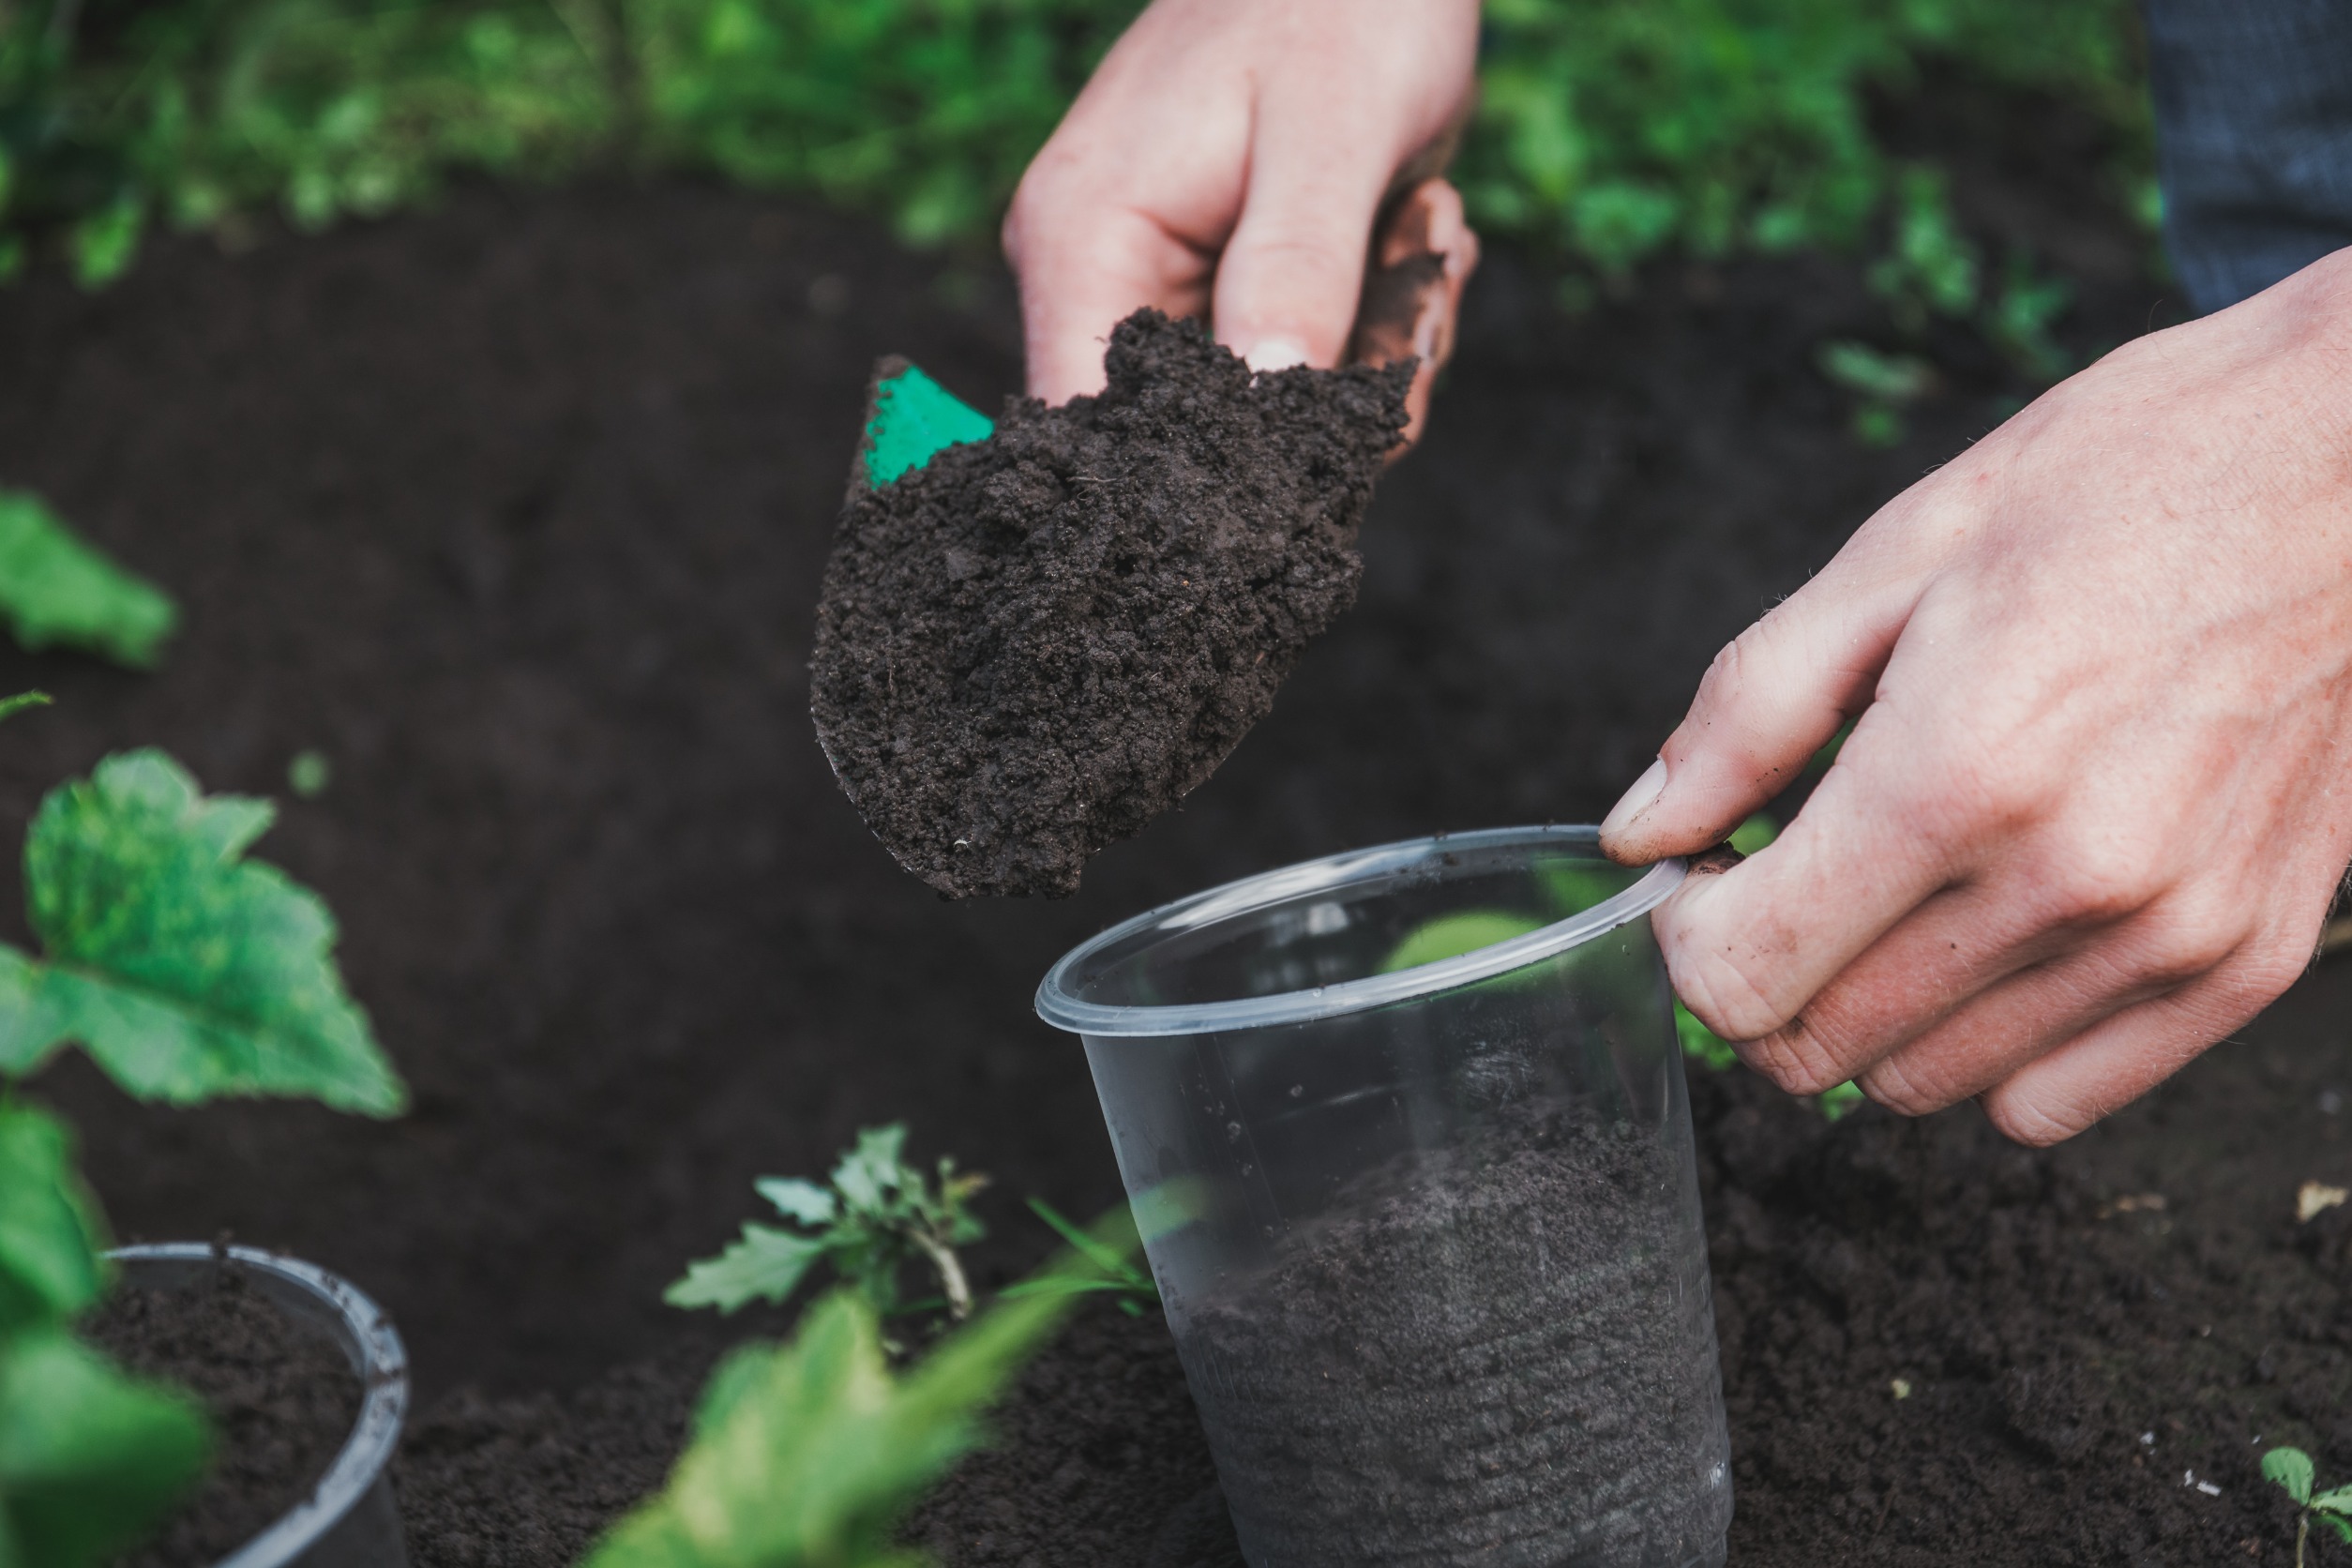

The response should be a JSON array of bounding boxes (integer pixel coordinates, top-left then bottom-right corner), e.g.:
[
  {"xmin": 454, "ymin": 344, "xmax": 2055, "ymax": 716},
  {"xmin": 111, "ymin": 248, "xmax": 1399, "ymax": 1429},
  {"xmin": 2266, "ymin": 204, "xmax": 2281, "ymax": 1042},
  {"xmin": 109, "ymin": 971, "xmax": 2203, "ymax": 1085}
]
[{"xmin": 1600, "ymin": 565, "xmax": 1920, "ymax": 865}]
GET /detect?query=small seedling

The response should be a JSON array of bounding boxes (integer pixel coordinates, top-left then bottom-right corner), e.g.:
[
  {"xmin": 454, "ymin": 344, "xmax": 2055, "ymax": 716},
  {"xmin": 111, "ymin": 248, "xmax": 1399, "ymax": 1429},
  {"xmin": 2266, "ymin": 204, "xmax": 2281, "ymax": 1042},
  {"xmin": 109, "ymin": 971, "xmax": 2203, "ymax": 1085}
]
[
  {"xmin": 1001, "ymin": 1198, "xmax": 1158, "ymax": 1316},
  {"xmin": 668, "ymin": 1123, "xmax": 988, "ymax": 1322},
  {"xmin": 0, "ymin": 491, "xmax": 178, "ymax": 670},
  {"xmin": 590, "ymin": 1216, "xmax": 1134, "ymax": 1568},
  {"xmin": 2267, "ymin": 1448, "xmax": 2352, "ymax": 1566}
]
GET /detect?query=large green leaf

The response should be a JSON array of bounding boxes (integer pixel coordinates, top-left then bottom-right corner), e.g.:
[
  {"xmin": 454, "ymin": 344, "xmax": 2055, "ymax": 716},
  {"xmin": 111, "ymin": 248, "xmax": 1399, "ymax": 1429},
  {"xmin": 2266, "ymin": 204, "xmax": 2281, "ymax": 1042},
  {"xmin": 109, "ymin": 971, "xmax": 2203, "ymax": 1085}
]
[
  {"xmin": 0, "ymin": 750, "xmax": 405, "ymax": 1115},
  {"xmin": 586, "ymin": 1283, "xmax": 1072, "ymax": 1568},
  {"xmin": 0, "ymin": 494, "xmax": 177, "ymax": 671},
  {"xmin": 0, "ymin": 1107, "xmax": 106, "ymax": 1343},
  {"xmin": 0, "ymin": 1329, "xmax": 209, "ymax": 1568}
]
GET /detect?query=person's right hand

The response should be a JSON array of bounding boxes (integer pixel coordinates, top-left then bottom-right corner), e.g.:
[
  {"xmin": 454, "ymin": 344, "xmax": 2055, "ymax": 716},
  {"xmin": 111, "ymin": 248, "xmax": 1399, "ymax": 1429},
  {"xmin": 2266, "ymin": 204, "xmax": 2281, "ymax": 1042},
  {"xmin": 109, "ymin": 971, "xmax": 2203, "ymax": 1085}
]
[{"xmin": 1003, "ymin": 0, "xmax": 1482, "ymax": 438}]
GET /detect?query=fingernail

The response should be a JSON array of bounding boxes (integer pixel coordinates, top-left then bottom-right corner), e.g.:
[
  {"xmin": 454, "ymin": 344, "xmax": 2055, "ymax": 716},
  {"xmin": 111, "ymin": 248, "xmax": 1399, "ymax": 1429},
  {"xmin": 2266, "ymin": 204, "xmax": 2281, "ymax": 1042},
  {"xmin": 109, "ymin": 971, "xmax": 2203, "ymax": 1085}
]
[
  {"xmin": 1242, "ymin": 336, "xmax": 1309, "ymax": 373},
  {"xmin": 1600, "ymin": 758, "xmax": 1668, "ymax": 839}
]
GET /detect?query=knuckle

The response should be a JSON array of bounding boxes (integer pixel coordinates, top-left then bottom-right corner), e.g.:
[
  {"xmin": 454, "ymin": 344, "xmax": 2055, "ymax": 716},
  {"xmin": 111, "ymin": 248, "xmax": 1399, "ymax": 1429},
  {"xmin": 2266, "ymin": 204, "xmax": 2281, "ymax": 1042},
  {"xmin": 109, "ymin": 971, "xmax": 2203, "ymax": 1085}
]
[
  {"xmin": 1005, "ymin": 156, "xmax": 1093, "ymax": 242},
  {"xmin": 1740, "ymin": 1024, "xmax": 1855, "ymax": 1099},
  {"xmin": 2224, "ymin": 932, "xmax": 2309, "ymax": 1009},
  {"xmin": 1861, "ymin": 1053, "xmax": 1967, "ymax": 1118},
  {"xmin": 2129, "ymin": 917, "xmax": 2239, "ymax": 989},
  {"xmin": 2035, "ymin": 837, "xmax": 2167, "ymax": 927},
  {"xmin": 1980, "ymin": 1086, "xmax": 2087, "ymax": 1149},
  {"xmin": 1949, "ymin": 749, "xmax": 2061, "ymax": 832},
  {"xmin": 1669, "ymin": 944, "xmax": 1791, "ymax": 1046},
  {"xmin": 1694, "ymin": 632, "xmax": 1763, "ymax": 716}
]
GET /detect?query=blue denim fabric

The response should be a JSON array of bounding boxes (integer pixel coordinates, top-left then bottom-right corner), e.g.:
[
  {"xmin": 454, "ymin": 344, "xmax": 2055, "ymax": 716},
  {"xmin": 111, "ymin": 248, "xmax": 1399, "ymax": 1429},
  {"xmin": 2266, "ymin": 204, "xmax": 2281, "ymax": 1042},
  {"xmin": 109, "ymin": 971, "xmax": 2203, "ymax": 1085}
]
[{"xmin": 2145, "ymin": 0, "xmax": 2352, "ymax": 313}]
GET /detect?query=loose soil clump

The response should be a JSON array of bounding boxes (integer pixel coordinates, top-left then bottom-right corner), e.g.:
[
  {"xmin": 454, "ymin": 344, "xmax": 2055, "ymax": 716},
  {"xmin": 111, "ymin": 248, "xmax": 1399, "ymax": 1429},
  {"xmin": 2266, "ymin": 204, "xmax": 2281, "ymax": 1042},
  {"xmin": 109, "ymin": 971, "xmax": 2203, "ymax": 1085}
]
[
  {"xmin": 85, "ymin": 1262, "xmax": 362, "ymax": 1568},
  {"xmin": 810, "ymin": 309, "xmax": 1410, "ymax": 898},
  {"xmin": 1175, "ymin": 1100, "xmax": 1729, "ymax": 1568}
]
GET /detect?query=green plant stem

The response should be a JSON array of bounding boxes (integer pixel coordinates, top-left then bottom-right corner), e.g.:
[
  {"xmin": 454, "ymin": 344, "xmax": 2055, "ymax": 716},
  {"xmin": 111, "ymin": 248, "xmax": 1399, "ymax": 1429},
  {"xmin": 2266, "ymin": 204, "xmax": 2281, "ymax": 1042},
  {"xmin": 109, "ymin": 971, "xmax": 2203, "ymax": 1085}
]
[
  {"xmin": 911, "ymin": 1224, "xmax": 972, "ymax": 1321},
  {"xmin": 2299, "ymin": 1511, "xmax": 2310, "ymax": 1568}
]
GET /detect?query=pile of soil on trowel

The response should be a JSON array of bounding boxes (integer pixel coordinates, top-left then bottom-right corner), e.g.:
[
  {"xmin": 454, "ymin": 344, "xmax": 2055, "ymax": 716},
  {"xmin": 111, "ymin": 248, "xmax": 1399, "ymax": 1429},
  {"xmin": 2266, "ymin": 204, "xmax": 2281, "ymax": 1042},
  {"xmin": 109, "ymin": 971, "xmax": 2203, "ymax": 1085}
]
[{"xmin": 810, "ymin": 309, "xmax": 1410, "ymax": 898}]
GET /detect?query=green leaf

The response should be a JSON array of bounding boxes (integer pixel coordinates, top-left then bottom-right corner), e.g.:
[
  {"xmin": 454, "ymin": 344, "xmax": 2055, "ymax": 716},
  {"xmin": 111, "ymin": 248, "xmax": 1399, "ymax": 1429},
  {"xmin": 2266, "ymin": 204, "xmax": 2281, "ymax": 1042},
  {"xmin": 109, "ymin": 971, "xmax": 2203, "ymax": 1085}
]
[
  {"xmin": 1816, "ymin": 340, "xmax": 1935, "ymax": 404},
  {"xmin": 832, "ymin": 1125, "xmax": 912, "ymax": 1213},
  {"xmin": 1676, "ymin": 1002, "xmax": 1739, "ymax": 1072},
  {"xmin": 1001, "ymin": 1199, "xmax": 1154, "ymax": 1306},
  {"xmin": 0, "ymin": 1105, "xmax": 107, "ymax": 1342},
  {"xmin": 1817, "ymin": 1080, "xmax": 1867, "ymax": 1121},
  {"xmin": 585, "ymin": 1292, "xmax": 988, "ymax": 1568},
  {"xmin": 597, "ymin": 1236, "xmax": 1101, "ymax": 1568},
  {"xmin": 2327, "ymin": 1514, "xmax": 2352, "ymax": 1545},
  {"xmin": 2266, "ymin": 1446, "xmax": 2316, "ymax": 1505},
  {"xmin": 68, "ymin": 197, "xmax": 143, "ymax": 291},
  {"xmin": 0, "ymin": 750, "xmax": 405, "ymax": 1115},
  {"xmin": 1727, "ymin": 813, "xmax": 1778, "ymax": 856},
  {"xmin": 0, "ymin": 695, "xmax": 51, "ymax": 726},
  {"xmin": 0, "ymin": 1329, "xmax": 209, "ymax": 1568},
  {"xmin": 1380, "ymin": 912, "xmax": 1543, "ymax": 974},
  {"xmin": 2313, "ymin": 1484, "xmax": 2352, "ymax": 1515},
  {"xmin": 0, "ymin": 494, "xmax": 177, "ymax": 671},
  {"xmin": 605, "ymin": 1217, "xmax": 1136, "ymax": 1568},
  {"xmin": 755, "ymin": 1178, "xmax": 837, "ymax": 1227},
  {"xmin": 664, "ymin": 1223, "xmax": 828, "ymax": 1314},
  {"xmin": 1536, "ymin": 862, "xmax": 1639, "ymax": 917}
]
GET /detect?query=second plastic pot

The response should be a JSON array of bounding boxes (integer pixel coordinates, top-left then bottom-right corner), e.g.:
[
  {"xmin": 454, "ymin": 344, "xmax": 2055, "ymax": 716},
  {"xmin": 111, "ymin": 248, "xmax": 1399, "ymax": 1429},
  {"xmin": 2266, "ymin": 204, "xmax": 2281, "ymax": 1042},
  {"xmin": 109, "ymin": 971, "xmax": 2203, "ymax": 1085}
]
[
  {"xmin": 1038, "ymin": 825, "xmax": 1731, "ymax": 1568},
  {"xmin": 110, "ymin": 1244, "xmax": 412, "ymax": 1568}
]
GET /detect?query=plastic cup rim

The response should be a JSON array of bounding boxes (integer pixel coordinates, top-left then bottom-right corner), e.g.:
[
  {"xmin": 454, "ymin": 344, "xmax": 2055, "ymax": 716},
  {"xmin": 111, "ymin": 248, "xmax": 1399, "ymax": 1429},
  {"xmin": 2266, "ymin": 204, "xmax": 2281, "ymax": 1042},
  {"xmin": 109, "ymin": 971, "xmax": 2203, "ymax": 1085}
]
[
  {"xmin": 108, "ymin": 1243, "xmax": 408, "ymax": 1568},
  {"xmin": 1034, "ymin": 824, "xmax": 1685, "ymax": 1038}
]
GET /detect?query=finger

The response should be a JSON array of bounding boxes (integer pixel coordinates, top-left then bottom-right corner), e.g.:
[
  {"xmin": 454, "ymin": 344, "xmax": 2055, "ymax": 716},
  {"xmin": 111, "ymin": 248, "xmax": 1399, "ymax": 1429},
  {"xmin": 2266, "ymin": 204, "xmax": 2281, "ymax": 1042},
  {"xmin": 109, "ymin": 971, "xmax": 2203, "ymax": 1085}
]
[
  {"xmin": 1651, "ymin": 759, "xmax": 1964, "ymax": 1043},
  {"xmin": 1596, "ymin": 455, "xmax": 1998, "ymax": 868},
  {"xmin": 1716, "ymin": 877, "xmax": 2051, "ymax": 1095},
  {"xmin": 1844, "ymin": 924, "xmax": 2202, "ymax": 1111},
  {"xmin": 1601, "ymin": 601, "xmax": 1906, "ymax": 871},
  {"xmin": 1213, "ymin": 98, "xmax": 1402, "ymax": 372},
  {"xmin": 1005, "ymin": 185, "xmax": 1219, "ymax": 405},
  {"xmin": 1349, "ymin": 179, "xmax": 1481, "ymax": 450},
  {"xmin": 1973, "ymin": 957, "xmax": 2289, "ymax": 1145}
]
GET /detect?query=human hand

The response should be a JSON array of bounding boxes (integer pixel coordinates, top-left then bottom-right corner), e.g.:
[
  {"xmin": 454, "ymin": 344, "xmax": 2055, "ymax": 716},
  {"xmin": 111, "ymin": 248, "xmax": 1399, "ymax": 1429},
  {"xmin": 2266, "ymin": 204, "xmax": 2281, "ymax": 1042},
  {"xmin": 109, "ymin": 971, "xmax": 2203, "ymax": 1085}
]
[
  {"xmin": 1003, "ymin": 0, "xmax": 1481, "ymax": 443},
  {"xmin": 1600, "ymin": 248, "xmax": 2352, "ymax": 1144}
]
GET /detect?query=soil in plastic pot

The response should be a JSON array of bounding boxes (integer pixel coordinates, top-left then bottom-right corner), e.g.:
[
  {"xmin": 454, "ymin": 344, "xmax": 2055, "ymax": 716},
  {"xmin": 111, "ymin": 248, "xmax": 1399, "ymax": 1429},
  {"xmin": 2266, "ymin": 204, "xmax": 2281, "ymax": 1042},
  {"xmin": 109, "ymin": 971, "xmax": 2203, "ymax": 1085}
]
[
  {"xmin": 84, "ymin": 1262, "xmax": 362, "ymax": 1568},
  {"xmin": 1175, "ymin": 1097, "xmax": 1728, "ymax": 1568}
]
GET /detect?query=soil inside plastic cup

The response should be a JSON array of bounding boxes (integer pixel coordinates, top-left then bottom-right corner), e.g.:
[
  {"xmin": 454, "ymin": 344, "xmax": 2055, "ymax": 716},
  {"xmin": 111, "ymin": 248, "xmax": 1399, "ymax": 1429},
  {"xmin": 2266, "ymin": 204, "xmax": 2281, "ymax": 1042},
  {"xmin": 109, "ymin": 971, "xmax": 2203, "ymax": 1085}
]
[
  {"xmin": 1038, "ymin": 826, "xmax": 1732, "ymax": 1568},
  {"xmin": 103, "ymin": 1245, "xmax": 412, "ymax": 1568}
]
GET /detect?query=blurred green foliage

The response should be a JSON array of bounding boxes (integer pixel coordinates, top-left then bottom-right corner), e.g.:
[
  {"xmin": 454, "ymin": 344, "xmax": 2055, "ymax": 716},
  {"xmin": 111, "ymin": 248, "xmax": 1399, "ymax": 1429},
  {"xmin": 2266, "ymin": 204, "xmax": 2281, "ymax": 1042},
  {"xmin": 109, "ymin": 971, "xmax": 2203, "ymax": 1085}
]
[{"xmin": 1, "ymin": 0, "xmax": 2147, "ymax": 336}]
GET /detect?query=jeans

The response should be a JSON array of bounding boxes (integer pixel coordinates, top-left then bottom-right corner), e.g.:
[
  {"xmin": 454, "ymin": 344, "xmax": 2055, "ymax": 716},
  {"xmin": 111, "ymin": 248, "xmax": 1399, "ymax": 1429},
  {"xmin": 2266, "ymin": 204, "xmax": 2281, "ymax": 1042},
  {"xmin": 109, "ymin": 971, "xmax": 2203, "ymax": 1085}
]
[{"xmin": 2146, "ymin": 0, "xmax": 2352, "ymax": 312}]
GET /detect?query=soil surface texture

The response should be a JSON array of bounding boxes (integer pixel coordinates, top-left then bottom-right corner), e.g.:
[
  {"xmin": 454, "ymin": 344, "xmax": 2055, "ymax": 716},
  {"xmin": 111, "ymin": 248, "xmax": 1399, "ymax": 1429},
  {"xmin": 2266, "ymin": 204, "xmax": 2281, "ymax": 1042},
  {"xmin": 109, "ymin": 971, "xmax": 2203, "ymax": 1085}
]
[
  {"xmin": 3, "ymin": 71, "xmax": 2329, "ymax": 1568},
  {"xmin": 1175, "ymin": 1099, "xmax": 1726, "ymax": 1568},
  {"xmin": 85, "ymin": 1262, "xmax": 361, "ymax": 1567},
  {"xmin": 811, "ymin": 310, "xmax": 1409, "ymax": 898},
  {"xmin": 913, "ymin": 1038, "xmax": 2352, "ymax": 1568},
  {"xmin": 392, "ymin": 1343, "xmax": 715, "ymax": 1568}
]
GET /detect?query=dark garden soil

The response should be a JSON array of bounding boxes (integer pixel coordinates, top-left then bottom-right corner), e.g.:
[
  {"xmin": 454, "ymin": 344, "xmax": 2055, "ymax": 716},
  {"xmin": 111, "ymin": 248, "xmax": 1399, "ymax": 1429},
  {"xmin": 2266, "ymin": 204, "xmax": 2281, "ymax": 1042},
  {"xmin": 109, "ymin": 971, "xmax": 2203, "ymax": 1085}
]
[
  {"xmin": 86, "ymin": 1262, "xmax": 361, "ymax": 1566},
  {"xmin": 1, "ymin": 78, "xmax": 2344, "ymax": 1568},
  {"xmin": 813, "ymin": 311, "xmax": 1408, "ymax": 898}
]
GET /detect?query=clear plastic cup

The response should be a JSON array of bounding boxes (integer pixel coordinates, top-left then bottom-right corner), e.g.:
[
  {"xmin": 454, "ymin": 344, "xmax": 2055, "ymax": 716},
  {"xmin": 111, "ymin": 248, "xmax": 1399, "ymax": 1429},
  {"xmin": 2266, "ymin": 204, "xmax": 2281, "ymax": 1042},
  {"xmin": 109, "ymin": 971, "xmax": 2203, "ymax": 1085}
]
[
  {"xmin": 111, "ymin": 1244, "xmax": 411, "ymax": 1568},
  {"xmin": 1037, "ymin": 825, "xmax": 1731, "ymax": 1568}
]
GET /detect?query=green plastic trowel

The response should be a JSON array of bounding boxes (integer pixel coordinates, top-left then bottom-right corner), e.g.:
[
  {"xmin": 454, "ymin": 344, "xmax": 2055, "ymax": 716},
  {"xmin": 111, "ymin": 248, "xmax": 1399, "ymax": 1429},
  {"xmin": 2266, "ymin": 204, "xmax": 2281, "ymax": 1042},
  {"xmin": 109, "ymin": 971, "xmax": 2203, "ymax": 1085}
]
[{"xmin": 855, "ymin": 359, "xmax": 995, "ymax": 490}]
